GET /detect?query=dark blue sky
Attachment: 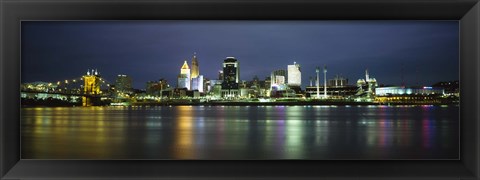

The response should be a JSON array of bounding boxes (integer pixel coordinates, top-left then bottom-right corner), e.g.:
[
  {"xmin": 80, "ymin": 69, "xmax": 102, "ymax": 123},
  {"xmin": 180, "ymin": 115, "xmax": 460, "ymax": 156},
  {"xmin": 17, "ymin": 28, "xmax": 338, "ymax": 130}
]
[{"xmin": 21, "ymin": 21, "xmax": 459, "ymax": 89}]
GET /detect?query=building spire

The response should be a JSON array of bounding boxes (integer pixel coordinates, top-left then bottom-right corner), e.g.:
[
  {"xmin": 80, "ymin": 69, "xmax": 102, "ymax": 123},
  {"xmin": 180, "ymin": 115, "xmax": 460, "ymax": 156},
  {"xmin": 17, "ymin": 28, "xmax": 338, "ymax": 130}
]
[
  {"xmin": 87, "ymin": 69, "xmax": 90, "ymax": 75},
  {"xmin": 181, "ymin": 60, "xmax": 190, "ymax": 69},
  {"xmin": 191, "ymin": 53, "xmax": 199, "ymax": 79}
]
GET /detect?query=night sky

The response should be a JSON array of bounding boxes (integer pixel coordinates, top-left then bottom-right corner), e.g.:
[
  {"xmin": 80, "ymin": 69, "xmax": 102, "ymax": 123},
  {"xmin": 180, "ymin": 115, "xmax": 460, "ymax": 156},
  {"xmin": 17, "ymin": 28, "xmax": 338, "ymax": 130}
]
[{"xmin": 21, "ymin": 21, "xmax": 459, "ymax": 89}]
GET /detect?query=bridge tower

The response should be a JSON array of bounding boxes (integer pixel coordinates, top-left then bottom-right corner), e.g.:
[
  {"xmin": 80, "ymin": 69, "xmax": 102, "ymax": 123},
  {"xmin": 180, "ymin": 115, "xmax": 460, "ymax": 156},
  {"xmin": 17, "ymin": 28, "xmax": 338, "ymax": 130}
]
[{"xmin": 82, "ymin": 69, "xmax": 101, "ymax": 106}]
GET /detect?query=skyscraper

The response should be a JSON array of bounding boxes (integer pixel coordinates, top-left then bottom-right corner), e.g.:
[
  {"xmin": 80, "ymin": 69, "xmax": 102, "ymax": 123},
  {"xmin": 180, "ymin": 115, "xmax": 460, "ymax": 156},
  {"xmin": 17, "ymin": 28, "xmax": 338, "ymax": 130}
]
[
  {"xmin": 221, "ymin": 57, "xmax": 240, "ymax": 98},
  {"xmin": 287, "ymin": 62, "xmax": 301, "ymax": 87},
  {"xmin": 191, "ymin": 52, "xmax": 199, "ymax": 79},
  {"xmin": 192, "ymin": 75, "xmax": 204, "ymax": 93},
  {"xmin": 115, "ymin": 74, "xmax": 132, "ymax": 93},
  {"xmin": 177, "ymin": 60, "xmax": 191, "ymax": 90}
]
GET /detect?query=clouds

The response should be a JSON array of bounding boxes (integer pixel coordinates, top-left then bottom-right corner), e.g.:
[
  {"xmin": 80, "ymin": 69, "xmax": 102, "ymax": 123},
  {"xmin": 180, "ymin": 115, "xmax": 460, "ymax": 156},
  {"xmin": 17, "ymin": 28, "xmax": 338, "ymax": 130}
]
[{"xmin": 22, "ymin": 21, "xmax": 458, "ymax": 89}]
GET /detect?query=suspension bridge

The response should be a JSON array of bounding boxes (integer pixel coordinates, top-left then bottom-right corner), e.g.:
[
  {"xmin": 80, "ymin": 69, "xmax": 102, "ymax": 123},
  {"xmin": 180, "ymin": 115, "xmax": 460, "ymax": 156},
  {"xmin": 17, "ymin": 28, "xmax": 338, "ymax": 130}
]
[{"xmin": 21, "ymin": 69, "xmax": 113, "ymax": 106}]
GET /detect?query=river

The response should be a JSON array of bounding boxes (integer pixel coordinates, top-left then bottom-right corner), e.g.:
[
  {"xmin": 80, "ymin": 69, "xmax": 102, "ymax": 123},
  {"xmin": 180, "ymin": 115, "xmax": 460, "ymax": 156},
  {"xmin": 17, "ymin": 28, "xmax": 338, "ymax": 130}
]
[{"xmin": 21, "ymin": 105, "xmax": 459, "ymax": 159}]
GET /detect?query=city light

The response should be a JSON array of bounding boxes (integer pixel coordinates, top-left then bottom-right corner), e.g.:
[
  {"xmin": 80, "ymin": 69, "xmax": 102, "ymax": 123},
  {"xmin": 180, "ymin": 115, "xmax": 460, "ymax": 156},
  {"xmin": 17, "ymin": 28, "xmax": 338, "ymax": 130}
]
[{"xmin": 20, "ymin": 55, "xmax": 458, "ymax": 107}]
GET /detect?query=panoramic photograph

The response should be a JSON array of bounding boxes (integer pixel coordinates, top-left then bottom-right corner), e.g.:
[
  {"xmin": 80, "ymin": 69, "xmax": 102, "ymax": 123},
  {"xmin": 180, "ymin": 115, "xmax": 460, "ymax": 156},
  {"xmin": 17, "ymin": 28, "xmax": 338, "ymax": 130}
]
[{"xmin": 20, "ymin": 21, "xmax": 459, "ymax": 159}]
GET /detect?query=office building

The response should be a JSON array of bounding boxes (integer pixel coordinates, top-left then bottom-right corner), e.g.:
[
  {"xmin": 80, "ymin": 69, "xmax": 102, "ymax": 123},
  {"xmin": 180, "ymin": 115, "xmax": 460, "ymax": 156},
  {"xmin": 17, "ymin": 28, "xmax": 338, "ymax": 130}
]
[
  {"xmin": 221, "ymin": 57, "xmax": 240, "ymax": 98},
  {"xmin": 287, "ymin": 62, "xmax": 301, "ymax": 87},
  {"xmin": 271, "ymin": 69, "xmax": 286, "ymax": 86},
  {"xmin": 115, "ymin": 74, "xmax": 132, "ymax": 93},
  {"xmin": 191, "ymin": 53, "xmax": 199, "ymax": 79},
  {"xmin": 191, "ymin": 75, "xmax": 204, "ymax": 93},
  {"xmin": 177, "ymin": 60, "xmax": 191, "ymax": 90}
]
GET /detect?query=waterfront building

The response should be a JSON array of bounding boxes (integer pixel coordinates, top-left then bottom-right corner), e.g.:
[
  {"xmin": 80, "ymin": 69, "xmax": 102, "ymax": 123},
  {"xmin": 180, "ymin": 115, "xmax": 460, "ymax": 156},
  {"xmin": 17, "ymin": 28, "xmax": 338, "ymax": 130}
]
[
  {"xmin": 186, "ymin": 90, "xmax": 200, "ymax": 99},
  {"xmin": 212, "ymin": 83, "xmax": 223, "ymax": 99},
  {"xmin": 177, "ymin": 60, "xmax": 191, "ymax": 90},
  {"xmin": 375, "ymin": 86, "xmax": 444, "ymax": 96},
  {"xmin": 208, "ymin": 80, "xmax": 222, "ymax": 93},
  {"xmin": 146, "ymin": 79, "xmax": 168, "ymax": 96},
  {"xmin": 173, "ymin": 88, "xmax": 188, "ymax": 99},
  {"xmin": 240, "ymin": 88, "xmax": 249, "ymax": 98},
  {"xmin": 115, "ymin": 74, "xmax": 132, "ymax": 93},
  {"xmin": 305, "ymin": 85, "xmax": 358, "ymax": 99},
  {"xmin": 287, "ymin": 62, "xmax": 301, "ymax": 87},
  {"xmin": 221, "ymin": 57, "xmax": 240, "ymax": 98},
  {"xmin": 375, "ymin": 86, "xmax": 445, "ymax": 104}
]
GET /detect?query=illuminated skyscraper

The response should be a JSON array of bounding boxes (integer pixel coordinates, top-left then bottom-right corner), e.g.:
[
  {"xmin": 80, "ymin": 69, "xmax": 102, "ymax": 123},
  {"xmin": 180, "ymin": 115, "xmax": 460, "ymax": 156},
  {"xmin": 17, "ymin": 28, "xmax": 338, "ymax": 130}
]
[
  {"xmin": 192, "ymin": 75, "xmax": 204, "ymax": 93},
  {"xmin": 191, "ymin": 52, "xmax": 199, "ymax": 79},
  {"xmin": 115, "ymin": 74, "xmax": 132, "ymax": 92},
  {"xmin": 178, "ymin": 60, "xmax": 191, "ymax": 90},
  {"xmin": 287, "ymin": 61, "xmax": 301, "ymax": 87},
  {"xmin": 221, "ymin": 57, "xmax": 240, "ymax": 98}
]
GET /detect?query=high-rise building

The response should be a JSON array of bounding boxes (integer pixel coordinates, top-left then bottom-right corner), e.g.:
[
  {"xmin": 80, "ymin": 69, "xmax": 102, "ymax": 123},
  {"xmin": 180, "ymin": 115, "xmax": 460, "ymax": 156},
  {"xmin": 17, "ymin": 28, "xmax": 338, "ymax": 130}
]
[
  {"xmin": 191, "ymin": 75, "xmax": 204, "ymax": 93},
  {"xmin": 115, "ymin": 74, "xmax": 132, "ymax": 92},
  {"xmin": 177, "ymin": 60, "xmax": 191, "ymax": 90},
  {"xmin": 221, "ymin": 57, "xmax": 240, "ymax": 98},
  {"xmin": 287, "ymin": 62, "xmax": 301, "ymax": 87},
  {"xmin": 191, "ymin": 53, "xmax": 199, "ymax": 79}
]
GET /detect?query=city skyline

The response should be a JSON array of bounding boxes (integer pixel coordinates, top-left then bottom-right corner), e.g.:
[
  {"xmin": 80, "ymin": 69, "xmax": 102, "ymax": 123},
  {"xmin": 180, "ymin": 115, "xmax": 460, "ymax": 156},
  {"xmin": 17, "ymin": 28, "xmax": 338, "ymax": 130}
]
[{"xmin": 21, "ymin": 21, "xmax": 459, "ymax": 89}]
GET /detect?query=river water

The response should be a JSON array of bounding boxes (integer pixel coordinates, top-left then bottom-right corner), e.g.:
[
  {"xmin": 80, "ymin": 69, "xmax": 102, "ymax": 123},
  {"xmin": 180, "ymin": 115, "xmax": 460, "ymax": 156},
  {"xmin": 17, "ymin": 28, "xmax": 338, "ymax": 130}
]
[{"xmin": 21, "ymin": 105, "xmax": 459, "ymax": 159}]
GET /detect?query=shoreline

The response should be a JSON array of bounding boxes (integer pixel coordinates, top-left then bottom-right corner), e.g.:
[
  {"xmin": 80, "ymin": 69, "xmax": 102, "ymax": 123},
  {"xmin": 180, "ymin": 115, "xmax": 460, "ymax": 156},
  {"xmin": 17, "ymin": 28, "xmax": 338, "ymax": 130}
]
[{"xmin": 21, "ymin": 101, "xmax": 459, "ymax": 107}]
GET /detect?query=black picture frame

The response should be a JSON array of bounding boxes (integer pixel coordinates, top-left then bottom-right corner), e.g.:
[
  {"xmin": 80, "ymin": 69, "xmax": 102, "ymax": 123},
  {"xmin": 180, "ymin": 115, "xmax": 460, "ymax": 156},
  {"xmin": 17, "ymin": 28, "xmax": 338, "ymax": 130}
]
[{"xmin": 1, "ymin": 0, "xmax": 479, "ymax": 179}]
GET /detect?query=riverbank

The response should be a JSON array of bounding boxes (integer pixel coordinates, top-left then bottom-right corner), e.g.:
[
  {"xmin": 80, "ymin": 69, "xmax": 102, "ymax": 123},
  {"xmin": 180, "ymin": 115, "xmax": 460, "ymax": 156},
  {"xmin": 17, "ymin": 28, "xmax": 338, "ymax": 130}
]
[
  {"xmin": 21, "ymin": 99, "xmax": 458, "ymax": 107},
  {"xmin": 129, "ymin": 101, "xmax": 457, "ymax": 106}
]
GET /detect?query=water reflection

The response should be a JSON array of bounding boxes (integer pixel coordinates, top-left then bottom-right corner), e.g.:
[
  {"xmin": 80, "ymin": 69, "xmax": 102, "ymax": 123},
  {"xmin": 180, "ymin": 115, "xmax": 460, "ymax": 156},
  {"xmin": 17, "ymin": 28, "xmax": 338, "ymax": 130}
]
[
  {"xmin": 22, "ymin": 105, "xmax": 459, "ymax": 159},
  {"xmin": 173, "ymin": 106, "xmax": 195, "ymax": 159}
]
